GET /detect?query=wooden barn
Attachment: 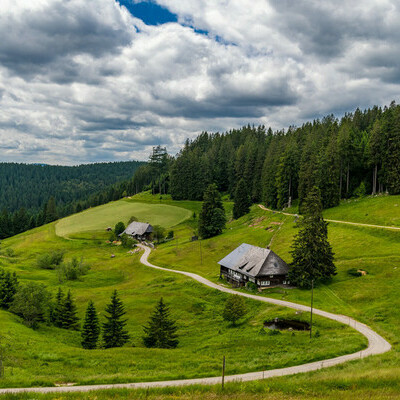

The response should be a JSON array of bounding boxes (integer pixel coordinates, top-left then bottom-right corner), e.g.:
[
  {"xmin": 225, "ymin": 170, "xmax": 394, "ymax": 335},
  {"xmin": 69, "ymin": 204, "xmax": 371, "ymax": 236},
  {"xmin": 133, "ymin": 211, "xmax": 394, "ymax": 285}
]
[
  {"xmin": 121, "ymin": 221, "xmax": 153, "ymax": 241},
  {"xmin": 218, "ymin": 243, "xmax": 290, "ymax": 288}
]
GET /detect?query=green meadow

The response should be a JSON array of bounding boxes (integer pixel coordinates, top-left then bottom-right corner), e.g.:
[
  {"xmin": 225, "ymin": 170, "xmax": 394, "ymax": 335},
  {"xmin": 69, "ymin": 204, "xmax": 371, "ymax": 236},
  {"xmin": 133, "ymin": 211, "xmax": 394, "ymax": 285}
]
[
  {"xmin": 1, "ymin": 193, "xmax": 400, "ymax": 398},
  {"xmin": 0, "ymin": 199, "xmax": 365, "ymax": 389},
  {"xmin": 55, "ymin": 200, "xmax": 192, "ymax": 238}
]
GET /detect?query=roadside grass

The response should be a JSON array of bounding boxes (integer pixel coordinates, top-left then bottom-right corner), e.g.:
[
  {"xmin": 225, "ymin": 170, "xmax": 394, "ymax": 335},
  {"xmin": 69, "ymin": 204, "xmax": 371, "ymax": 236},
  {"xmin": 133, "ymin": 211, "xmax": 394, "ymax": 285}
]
[
  {"xmin": 0, "ymin": 210, "xmax": 365, "ymax": 388},
  {"xmin": 285, "ymin": 193, "xmax": 400, "ymax": 227},
  {"xmin": 55, "ymin": 200, "xmax": 192, "ymax": 238}
]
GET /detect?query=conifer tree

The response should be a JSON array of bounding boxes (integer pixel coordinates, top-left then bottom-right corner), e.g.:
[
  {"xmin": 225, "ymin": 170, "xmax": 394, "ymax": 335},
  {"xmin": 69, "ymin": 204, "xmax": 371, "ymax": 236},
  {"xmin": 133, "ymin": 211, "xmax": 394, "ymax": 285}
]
[
  {"xmin": 288, "ymin": 187, "xmax": 336, "ymax": 288},
  {"xmin": 52, "ymin": 287, "xmax": 65, "ymax": 328},
  {"xmin": 81, "ymin": 300, "xmax": 100, "ymax": 349},
  {"xmin": 0, "ymin": 269, "xmax": 18, "ymax": 309},
  {"xmin": 198, "ymin": 184, "xmax": 226, "ymax": 238},
  {"xmin": 60, "ymin": 290, "xmax": 80, "ymax": 330},
  {"xmin": 102, "ymin": 290, "xmax": 130, "ymax": 348},
  {"xmin": 143, "ymin": 298, "xmax": 178, "ymax": 349},
  {"xmin": 233, "ymin": 178, "xmax": 251, "ymax": 219},
  {"xmin": 44, "ymin": 196, "xmax": 58, "ymax": 223}
]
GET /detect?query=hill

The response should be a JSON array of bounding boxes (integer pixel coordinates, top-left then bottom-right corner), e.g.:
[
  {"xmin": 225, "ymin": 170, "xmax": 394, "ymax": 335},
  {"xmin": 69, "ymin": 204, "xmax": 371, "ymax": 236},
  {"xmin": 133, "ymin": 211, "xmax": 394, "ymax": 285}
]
[
  {"xmin": 0, "ymin": 195, "xmax": 372, "ymax": 391},
  {"xmin": 0, "ymin": 161, "xmax": 144, "ymax": 214}
]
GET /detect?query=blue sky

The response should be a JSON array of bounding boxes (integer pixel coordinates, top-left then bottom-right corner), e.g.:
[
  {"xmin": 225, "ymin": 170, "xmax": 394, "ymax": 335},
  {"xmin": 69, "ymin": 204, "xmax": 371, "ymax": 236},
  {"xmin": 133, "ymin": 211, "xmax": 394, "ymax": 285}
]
[
  {"xmin": 117, "ymin": 1, "xmax": 178, "ymax": 25},
  {"xmin": 0, "ymin": 0, "xmax": 399, "ymax": 164}
]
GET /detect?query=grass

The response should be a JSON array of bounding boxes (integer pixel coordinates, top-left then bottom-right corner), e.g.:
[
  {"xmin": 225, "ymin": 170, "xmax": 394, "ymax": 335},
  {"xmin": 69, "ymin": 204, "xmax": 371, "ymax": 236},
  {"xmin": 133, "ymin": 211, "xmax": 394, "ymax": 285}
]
[
  {"xmin": 0, "ymin": 200, "xmax": 365, "ymax": 389},
  {"xmin": 55, "ymin": 199, "xmax": 192, "ymax": 238}
]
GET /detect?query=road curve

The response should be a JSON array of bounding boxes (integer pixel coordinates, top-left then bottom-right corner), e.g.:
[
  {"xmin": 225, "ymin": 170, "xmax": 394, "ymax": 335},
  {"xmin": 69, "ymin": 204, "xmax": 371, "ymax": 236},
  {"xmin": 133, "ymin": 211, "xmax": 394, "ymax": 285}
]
[
  {"xmin": 0, "ymin": 245, "xmax": 391, "ymax": 395},
  {"xmin": 258, "ymin": 204, "xmax": 400, "ymax": 231}
]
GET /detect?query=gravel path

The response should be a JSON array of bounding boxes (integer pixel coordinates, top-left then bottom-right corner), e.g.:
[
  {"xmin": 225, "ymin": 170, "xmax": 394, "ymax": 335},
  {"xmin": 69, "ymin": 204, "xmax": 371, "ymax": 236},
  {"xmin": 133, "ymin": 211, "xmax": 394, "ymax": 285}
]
[
  {"xmin": 0, "ymin": 245, "xmax": 391, "ymax": 395},
  {"xmin": 258, "ymin": 204, "xmax": 400, "ymax": 231}
]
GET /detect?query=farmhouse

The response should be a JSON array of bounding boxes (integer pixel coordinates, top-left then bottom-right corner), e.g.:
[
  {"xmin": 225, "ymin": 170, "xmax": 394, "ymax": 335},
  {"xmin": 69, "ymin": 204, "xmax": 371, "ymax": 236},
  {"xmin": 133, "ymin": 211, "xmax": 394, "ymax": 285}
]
[
  {"xmin": 122, "ymin": 221, "xmax": 153, "ymax": 241},
  {"xmin": 218, "ymin": 243, "xmax": 290, "ymax": 288}
]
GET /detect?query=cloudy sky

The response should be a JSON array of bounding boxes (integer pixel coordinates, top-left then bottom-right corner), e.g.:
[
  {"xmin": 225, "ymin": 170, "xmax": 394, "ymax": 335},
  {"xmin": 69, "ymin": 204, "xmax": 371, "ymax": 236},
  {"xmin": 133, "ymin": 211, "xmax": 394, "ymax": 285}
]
[{"xmin": 1, "ymin": 0, "xmax": 399, "ymax": 164}]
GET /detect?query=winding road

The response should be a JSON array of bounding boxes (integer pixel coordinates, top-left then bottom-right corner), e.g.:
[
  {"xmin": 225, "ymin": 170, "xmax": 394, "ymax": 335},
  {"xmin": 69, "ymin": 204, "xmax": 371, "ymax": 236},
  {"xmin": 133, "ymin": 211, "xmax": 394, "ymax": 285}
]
[{"xmin": 0, "ymin": 245, "xmax": 391, "ymax": 395}]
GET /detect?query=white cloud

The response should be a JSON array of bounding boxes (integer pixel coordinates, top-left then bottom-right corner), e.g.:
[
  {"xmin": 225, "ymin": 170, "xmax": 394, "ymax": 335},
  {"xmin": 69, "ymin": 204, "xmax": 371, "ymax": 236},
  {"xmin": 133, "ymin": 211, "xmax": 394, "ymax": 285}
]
[{"xmin": 0, "ymin": 0, "xmax": 400, "ymax": 164}]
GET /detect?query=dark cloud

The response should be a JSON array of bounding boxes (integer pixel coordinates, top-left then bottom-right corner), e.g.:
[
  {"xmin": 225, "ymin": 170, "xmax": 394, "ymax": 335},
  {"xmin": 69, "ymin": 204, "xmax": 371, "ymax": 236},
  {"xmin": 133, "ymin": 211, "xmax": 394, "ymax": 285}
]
[{"xmin": 0, "ymin": 1, "xmax": 133, "ymax": 79}]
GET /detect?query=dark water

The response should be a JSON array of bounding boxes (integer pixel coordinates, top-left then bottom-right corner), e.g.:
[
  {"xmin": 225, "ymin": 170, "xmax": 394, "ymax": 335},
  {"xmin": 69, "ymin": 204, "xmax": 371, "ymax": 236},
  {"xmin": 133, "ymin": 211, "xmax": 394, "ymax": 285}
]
[{"xmin": 264, "ymin": 318, "xmax": 310, "ymax": 331}]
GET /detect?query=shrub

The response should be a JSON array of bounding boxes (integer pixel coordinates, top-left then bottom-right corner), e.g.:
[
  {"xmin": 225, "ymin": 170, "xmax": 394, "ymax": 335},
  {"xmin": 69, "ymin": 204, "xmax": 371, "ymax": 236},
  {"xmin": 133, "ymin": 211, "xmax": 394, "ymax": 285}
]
[
  {"xmin": 10, "ymin": 283, "xmax": 52, "ymax": 329},
  {"xmin": 152, "ymin": 225, "xmax": 166, "ymax": 243},
  {"xmin": 114, "ymin": 221, "xmax": 125, "ymax": 236},
  {"xmin": 268, "ymin": 329, "xmax": 281, "ymax": 336},
  {"xmin": 120, "ymin": 234, "xmax": 137, "ymax": 248},
  {"xmin": 166, "ymin": 230, "xmax": 174, "ymax": 239},
  {"xmin": 4, "ymin": 248, "xmax": 15, "ymax": 257},
  {"xmin": 36, "ymin": 250, "xmax": 65, "ymax": 270},
  {"xmin": 245, "ymin": 281, "xmax": 258, "ymax": 292},
  {"xmin": 223, "ymin": 295, "xmax": 247, "ymax": 325},
  {"xmin": 353, "ymin": 181, "xmax": 367, "ymax": 198},
  {"xmin": 57, "ymin": 257, "xmax": 90, "ymax": 282}
]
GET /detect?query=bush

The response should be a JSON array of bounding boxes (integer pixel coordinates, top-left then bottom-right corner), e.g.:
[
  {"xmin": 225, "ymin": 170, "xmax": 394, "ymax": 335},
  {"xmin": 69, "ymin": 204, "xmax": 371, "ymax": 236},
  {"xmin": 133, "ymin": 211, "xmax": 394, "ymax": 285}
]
[
  {"xmin": 245, "ymin": 281, "xmax": 258, "ymax": 292},
  {"xmin": 268, "ymin": 329, "xmax": 281, "ymax": 336},
  {"xmin": 353, "ymin": 181, "xmax": 367, "ymax": 198},
  {"xmin": 4, "ymin": 248, "xmax": 15, "ymax": 257},
  {"xmin": 10, "ymin": 283, "xmax": 52, "ymax": 329},
  {"xmin": 166, "ymin": 230, "xmax": 174, "ymax": 239},
  {"xmin": 36, "ymin": 250, "xmax": 65, "ymax": 270},
  {"xmin": 120, "ymin": 234, "xmax": 137, "ymax": 248},
  {"xmin": 223, "ymin": 295, "xmax": 247, "ymax": 325},
  {"xmin": 114, "ymin": 221, "xmax": 125, "ymax": 236},
  {"xmin": 57, "ymin": 257, "xmax": 90, "ymax": 282},
  {"xmin": 152, "ymin": 225, "xmax": 166, "ymax": 243}
]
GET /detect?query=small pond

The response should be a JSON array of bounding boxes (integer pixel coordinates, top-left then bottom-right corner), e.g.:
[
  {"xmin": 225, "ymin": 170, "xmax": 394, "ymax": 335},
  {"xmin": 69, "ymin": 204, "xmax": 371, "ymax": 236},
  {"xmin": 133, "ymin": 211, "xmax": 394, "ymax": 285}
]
[{"xmin": 264, "ymin": 318, "xmax": 310, "ymax": 331}]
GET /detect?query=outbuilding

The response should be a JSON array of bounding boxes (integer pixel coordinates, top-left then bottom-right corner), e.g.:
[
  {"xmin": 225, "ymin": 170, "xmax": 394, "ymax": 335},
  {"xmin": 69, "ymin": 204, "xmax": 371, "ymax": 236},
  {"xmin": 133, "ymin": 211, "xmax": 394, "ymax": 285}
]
[{"xmin": 218, "ymin": 243, "xmax": 290, "ymax": 288}]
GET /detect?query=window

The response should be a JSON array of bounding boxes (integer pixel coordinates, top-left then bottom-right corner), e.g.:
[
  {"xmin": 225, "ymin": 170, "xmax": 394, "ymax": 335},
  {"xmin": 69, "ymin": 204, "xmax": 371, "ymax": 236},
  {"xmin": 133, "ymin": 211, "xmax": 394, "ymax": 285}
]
[
  {"xmin": 260, "ymin": 281, "xmax": 270, "ymax": 286},
  {"xmin": 283, "ymin": 280, "xmax": 286, "ymax": 284}
]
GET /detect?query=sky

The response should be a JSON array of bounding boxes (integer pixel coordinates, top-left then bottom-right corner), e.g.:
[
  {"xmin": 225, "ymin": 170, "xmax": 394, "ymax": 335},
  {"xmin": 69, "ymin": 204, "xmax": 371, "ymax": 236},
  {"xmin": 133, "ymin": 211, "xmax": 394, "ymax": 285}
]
[{"xmin": 1, "ymin": 0, "xmax": 399, "ymax": 165}]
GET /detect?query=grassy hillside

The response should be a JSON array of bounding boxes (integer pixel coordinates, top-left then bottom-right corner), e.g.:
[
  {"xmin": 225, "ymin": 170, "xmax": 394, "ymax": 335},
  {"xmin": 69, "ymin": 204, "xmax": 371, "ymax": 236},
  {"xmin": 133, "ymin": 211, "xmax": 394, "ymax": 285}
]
[
  {"xmin": 0, "ymin": 200, "xmax": 364, "ymax": 389},
  {"xmin": 56, "ymin": 199, "xmax": 192, "ymax": 238}
]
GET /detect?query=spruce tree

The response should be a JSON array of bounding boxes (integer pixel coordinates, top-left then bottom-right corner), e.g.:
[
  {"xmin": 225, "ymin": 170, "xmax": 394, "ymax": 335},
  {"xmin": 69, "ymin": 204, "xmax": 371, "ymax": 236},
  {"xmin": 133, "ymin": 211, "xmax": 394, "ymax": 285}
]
[
  {"xmin": 233, "ymin": 178, "xmax": 251, "ymax": 219},
  {"xmin": 288, "ymin": 187, "xmax": 336, "ymax": 288},
  {"xmin": 44, "ymin": 196, "xmax": 58, "ymax": 223},
  {"xmin": 60, "ymin": 290, "xmax": 80, "ymax": 330},
  {"xmin": 102, "ymin": 290, "xmax": 130, "ymax": 348},
  {"xmin": 143, "ymin": 298, "xmax": 178, "ymax": 349},
  {"xmin": 52, "ymin": 287, "xmax": 64, "ymax": 328},
  {"xmin": 81, "ymin": 300, "xmax": 100, "ymax": 349},
  {"xmin": 0, "ymin": 269, "xmax": 18, "ymax": 309},
  {"xmin": 198, "ymin": 184, "xmax": 226, "ymax": 238}
]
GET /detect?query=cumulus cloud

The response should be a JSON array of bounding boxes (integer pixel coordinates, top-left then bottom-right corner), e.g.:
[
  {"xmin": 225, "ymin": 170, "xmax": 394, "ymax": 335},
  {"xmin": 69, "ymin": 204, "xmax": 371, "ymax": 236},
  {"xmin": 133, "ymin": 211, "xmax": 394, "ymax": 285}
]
[{"xmin": 0, "ymin": 0, "xmax": 399, "ymax": 164}]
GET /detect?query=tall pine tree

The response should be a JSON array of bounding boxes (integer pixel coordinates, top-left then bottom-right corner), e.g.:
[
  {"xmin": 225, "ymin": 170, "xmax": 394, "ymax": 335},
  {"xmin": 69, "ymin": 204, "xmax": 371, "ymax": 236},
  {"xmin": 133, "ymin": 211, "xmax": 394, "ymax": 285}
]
[
  {"xmin": 60, "ymin": 290, "xmax": 80, "ymax": 330},
  {"xmin": 81, "ymin": 300, "xmax": 100, "ymax": 349},
  {"xmin": 143, "ymin": 298, "xmax": 178, "ymax": 349},
  {"xmin": 288, "ymin": 187, "xmax": 336, "ymax": 288},
  {"xmin": 233, "ymin": 178, "xmax": 251, "ymax": 219},
  {"xmin": 102, "ymin": 290, "xmax": 130, "ymax": 348},
  {"xmin": 198, "ymin": 184, "xmax": 226, "ymax": 238}
]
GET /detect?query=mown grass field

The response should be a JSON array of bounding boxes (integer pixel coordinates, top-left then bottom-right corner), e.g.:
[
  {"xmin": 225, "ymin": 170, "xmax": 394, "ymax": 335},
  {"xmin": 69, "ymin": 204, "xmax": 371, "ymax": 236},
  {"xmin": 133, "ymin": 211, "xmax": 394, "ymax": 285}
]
[
  {"xmin": 55, "ymin": 200, "xmax": 192, "ymax": 238},
  {"xmin": 0, "ymin": 199, "xmax": 366, "ymax": 389}
]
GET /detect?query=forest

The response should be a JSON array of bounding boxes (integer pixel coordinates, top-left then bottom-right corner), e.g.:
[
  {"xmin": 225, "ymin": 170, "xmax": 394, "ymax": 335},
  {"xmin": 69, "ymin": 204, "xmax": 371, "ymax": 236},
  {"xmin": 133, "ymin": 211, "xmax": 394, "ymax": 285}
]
[
  {"xmin": 132, "ymin": 101, "xmax": 400, "ymax": 212},
  {"xmin": 0, "ymin": 161, "xmax": 144, "ymax": 239}
]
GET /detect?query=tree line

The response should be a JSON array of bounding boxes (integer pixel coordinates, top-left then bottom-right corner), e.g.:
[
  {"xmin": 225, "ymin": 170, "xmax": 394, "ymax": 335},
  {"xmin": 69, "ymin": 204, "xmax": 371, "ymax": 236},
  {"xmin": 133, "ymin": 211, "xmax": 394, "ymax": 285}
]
[
  {"xmin": 135, "ymin": 102, "xmax": 400, "ymax": 212},
  {"xmin": 0, "ymin": 161, "xmax": 144, "ymax": 239}
]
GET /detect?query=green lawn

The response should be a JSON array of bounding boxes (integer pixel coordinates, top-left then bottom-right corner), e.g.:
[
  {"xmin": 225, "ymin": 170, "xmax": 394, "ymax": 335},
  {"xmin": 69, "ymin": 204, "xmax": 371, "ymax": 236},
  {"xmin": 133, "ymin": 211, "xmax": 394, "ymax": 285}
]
[{"xmin": 55, "ymin": 200, "xmax": 192, "ymax": 238}]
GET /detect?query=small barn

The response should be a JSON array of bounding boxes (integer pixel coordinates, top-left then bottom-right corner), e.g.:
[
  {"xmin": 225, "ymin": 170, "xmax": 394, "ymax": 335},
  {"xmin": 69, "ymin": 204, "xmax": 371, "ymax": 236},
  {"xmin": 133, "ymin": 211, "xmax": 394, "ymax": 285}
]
[
  {"xmin": 218, "ymin": 243, "xmax": 290, "ymax": 288},
  {"xmin": 122, "ymin": 222, "xmax": 153, "ymax": 241}
]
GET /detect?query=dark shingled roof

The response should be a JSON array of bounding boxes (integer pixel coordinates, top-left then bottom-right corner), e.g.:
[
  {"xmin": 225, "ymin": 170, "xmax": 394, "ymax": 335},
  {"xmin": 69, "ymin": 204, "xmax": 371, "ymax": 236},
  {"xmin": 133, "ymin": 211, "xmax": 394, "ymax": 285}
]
[
  {"xmin": 123, "ymin": 222, "xmax": 153, "ymax": 236},
  {"xmin": 218, "ymin": 243, "xmax": 288, "ymax": 278}
]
